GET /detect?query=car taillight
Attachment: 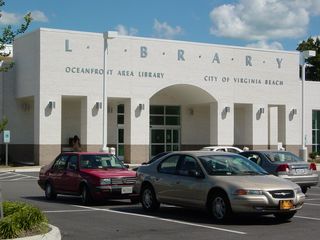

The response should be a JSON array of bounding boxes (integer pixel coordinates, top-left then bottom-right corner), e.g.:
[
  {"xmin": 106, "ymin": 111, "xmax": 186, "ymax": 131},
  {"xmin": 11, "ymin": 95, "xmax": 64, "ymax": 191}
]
[
  {"xmin": 309, "ymin": 162, "xmax": 317, "ymax": 171},
  {"xmin": 276, "ymin": 164, "xmax": 289, "ymax": 172}
]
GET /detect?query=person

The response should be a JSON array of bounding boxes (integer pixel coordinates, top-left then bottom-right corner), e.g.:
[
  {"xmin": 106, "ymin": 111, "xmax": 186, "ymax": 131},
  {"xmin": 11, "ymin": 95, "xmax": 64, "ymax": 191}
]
[{"xmin": 72, "ymin": 135, "xmax": 82, "ymax": 152}]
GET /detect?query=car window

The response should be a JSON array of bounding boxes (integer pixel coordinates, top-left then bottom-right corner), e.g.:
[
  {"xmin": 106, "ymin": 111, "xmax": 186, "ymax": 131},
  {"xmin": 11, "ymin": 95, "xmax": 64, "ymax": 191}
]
[
  {"xmin": 177, "ymin": 156, "xmax": 198, "ymax": 177},
  {"xmin": 227, "ymin": 148, "xmax": 240, "ymax": 153},
  {"xmin": 199, "ymin": 154, "xmax": 267, "ymax": 176},
  {"xmin": 80, "ymin": 154, "xmax": 124, "ymax": 169},
  {"xmin": 216, "ymin": 148, "xmax": 226, "ymax": 152},
  {"xmin": 67, "ymin": 155, "xmax": 78, "ymax": 170},
  {"xmin": 158, "ymin": 155, "xmax": 180, "ymax": 174},
  {"xmin": 246, "ymin": 154, "xmax": 262, "ymax": 165},
  {"xmin": 266, "ymin": 152, "xmax": 302, "ymax": 163},
  {"xmin": 52, "ymin": 154, "xmax": 68, "ymax": 171}
]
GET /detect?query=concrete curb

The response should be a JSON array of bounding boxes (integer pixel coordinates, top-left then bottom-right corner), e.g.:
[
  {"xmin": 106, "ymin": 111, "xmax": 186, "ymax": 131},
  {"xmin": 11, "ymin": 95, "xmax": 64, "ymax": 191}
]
[{"xmin": 12, "ymin": 224, "xmax": 61, "ymax": 240}]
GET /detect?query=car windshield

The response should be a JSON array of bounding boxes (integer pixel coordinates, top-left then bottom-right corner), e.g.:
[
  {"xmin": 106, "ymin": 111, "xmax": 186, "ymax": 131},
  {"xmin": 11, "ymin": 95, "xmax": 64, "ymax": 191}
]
[
  {"xmin": 199, "ymin": 155, "xmax": 268, "ymax": 176},
  {"xmin": 265, "ymin": 151, "xmax": 302, "ymax": 163},
  {"xmin": 80, "ymin": 154, "xmax": 124, "ymax": 169}
]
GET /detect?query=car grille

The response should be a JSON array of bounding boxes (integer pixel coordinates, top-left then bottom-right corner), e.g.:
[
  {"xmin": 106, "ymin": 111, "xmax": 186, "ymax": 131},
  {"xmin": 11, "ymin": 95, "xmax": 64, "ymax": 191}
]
[
  {"xmin": 111, "ymin": 177, "xmax": 137, "ymax": 185},
  {"xmin": 268, "ymin": 190, "xmax": 294, "ymax": 198}
]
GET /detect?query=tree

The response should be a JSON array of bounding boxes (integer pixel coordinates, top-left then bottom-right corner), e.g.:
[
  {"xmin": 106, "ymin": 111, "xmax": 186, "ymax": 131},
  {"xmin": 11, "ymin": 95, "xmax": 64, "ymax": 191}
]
[
  {"xmin": 0, "ymin": 0, "xmax": 32, "ymax": 132},
  {"xmin": 296, "ymin": 37, "xmax": 320, "ymax": 81}
]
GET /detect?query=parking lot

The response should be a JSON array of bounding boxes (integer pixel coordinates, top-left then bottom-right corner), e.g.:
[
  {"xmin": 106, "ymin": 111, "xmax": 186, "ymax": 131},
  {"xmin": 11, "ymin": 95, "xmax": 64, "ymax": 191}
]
[{"xmin": 1, "ymin": 170, "xmax": 320, "ymax": 240}]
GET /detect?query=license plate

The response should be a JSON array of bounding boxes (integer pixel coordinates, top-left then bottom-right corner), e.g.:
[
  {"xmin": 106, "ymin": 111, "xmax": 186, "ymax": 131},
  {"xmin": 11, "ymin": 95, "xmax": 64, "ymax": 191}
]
[
  {"xmin": 295, "ymin": 169, "xmax": 306, "ymax": 175},
  {"xmin": 121, "ymin": 187, "xmax": 133, "ymax": 194},
  {"xmin": 279, "ymin": 200, "xmax": 294, "ymax": 210}
]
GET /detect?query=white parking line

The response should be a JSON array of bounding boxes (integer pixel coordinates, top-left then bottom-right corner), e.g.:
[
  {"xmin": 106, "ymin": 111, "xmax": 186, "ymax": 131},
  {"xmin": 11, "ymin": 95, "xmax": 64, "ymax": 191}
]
[
  {"xmin": 295, "ymin": 216, "xmax": 320, "ymax": 221},
  {"xmin": 71, "ymin": 205, "xmax": 246, "ymax": 235},
  {"xmin": 304, "ymin": 203, "xmax": 320, "ymax": 206},
  {"xmin": 0, "ymin": 172, "xmax": 38, "ymax": 181},
  {"xmin": 43, "ymin": 209, "xmax": 98, "ymax": 213}
]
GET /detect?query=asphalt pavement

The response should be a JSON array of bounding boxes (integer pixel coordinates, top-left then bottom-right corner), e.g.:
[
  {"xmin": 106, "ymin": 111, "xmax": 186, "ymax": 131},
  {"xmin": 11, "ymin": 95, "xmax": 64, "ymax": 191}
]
[{"xmin": 1, "ymin": 169, "xmax": 320, "ymax": 240}]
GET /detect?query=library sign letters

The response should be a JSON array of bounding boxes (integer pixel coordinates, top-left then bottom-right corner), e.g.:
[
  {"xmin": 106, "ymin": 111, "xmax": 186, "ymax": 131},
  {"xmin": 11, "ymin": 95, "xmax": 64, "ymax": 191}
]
[{"xmin": 64, "ymin": 40, "xmax": 287, "ymax": 86}]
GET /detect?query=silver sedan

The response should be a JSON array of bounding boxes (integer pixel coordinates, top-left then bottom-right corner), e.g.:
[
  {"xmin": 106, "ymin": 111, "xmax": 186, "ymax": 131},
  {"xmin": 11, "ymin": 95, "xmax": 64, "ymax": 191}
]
[{"xmin": 134, "ymin": 151, "xmax": 305, "ymax": 223}]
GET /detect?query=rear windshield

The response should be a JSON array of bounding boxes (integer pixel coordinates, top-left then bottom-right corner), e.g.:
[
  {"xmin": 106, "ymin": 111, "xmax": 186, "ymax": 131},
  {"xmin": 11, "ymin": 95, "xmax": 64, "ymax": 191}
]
[
  {"xmin": 199, "ymin": 155, "xmax": 267, "ymax": 176},
  {"xmin": 80, "ymin": 154, "xmax": 124, "ymax": 169},
  {"xmin": 265, "ymin": 151, "xmax": 302, "ymax": 163}
]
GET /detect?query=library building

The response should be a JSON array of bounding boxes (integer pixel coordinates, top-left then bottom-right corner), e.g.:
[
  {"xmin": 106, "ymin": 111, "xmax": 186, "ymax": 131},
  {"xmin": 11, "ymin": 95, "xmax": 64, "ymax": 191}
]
[{"xmin": 1, "ymin": 28, "xmax": 320, "ymax": 165}]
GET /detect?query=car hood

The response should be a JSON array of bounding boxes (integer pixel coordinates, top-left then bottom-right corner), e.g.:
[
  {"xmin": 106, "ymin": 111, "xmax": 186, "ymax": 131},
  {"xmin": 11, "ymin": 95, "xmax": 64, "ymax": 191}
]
[
  {"xmin": 212, "ymin": 174, "xmax": 299, "ymax": 190},
  {"xmin": 80, "ymin": 168, "xmax": 136, "ymax": 178}
]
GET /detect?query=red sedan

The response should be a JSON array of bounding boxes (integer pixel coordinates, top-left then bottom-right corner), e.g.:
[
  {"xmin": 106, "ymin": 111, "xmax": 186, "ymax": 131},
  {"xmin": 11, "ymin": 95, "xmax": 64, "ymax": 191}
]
[{"xmin": 38, "ymin": 152, "xmax": 139, "ymax": 204}]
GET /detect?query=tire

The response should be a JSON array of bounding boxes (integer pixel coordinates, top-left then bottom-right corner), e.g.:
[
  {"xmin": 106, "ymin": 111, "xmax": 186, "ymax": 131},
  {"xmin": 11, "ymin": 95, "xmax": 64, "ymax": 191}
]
[
  {"xmin": 141, "ymin": 185, "xmax": 160, "ymax": 211},
  {"xmin": 274, "ymin": 211, "xmax": 296, "ymax": 222},
  {"xmin": 209, "ymin": 192, "xmax": 232, "ymax": 223},
  {"xmin": 301, "ymin": 186, "xmax": 308, "ymax": 194},
  {"xmin": 81, "ymin": 185, "xmax": 92, "ymax": 205},
  {"xmin": 45, "ymin": 182, "xmax": 57, "ymax": 200}
]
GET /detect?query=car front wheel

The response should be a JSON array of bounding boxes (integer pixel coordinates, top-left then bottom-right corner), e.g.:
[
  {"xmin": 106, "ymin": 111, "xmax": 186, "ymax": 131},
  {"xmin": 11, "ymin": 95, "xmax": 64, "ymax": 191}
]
[
  {"xmin": 141, "ymin": 185, "xmax": 160, "ymax": 211},
  {"xmin": 209, "ymin": 192, "xmax": 232, "ymax": 223},
  {"xmin": 45, "ymin": 182, "xmax": 57, "ymax": 200},
  {"xmin": 81, "ymin": 185, "xmax": 92, "ymax": 205}
]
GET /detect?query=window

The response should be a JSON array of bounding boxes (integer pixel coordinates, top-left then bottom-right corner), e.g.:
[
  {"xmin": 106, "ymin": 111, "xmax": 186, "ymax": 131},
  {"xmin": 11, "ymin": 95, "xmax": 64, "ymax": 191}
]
[
  {"xmin": 178, "ymin": 156, "xmax": 197, "ymax": 176},
  {"xmin": 150, "ymin": 106, "xmax": 180, "ymax": 126},
  {"xmin": 52, "ymin": 154, "xmax": 68, "ymax": 170},
  {"xmin": 67, "ymin": 155, "xmax": 78, "ymax": 170},
  {"xmin": 312, "ymin": 110, "xmax": 320, "ymax": 152},
  {"xmin": 158, "ymin": 155, "xmax": 180, "ymax": 174}
]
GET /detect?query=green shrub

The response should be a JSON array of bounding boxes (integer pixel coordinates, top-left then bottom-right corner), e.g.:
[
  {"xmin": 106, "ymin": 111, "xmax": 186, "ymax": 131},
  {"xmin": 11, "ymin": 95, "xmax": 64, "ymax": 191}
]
[{"xmin": 0, "ymin": 201, "xmax": 48, "ymax": 239}]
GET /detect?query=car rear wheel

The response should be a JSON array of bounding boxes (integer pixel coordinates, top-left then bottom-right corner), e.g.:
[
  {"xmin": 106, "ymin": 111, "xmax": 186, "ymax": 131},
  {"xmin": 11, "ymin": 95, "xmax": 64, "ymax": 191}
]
[
  {"xmin": 45, "ymin": 182, "xmax": 57, "ymax": 200},
  {"xmin": 209, "ymin": 192, "xmax": 232, "ymax": 223},
  {"xmin": 274, "ymin": 211, "xmax": 296, "ymax": 222},
  {"xmin": 141, "ymin": 185, "xmax": 160, "ymax": 211},
  {"xmin": 81, "ymin": 185, "xmax": 92, "ymax": 205}
]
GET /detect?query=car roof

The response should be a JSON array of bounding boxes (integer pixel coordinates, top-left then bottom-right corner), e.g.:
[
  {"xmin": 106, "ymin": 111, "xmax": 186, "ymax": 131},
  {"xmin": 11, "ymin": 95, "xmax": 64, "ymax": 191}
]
[
  {"xmin": 62, "ymin": 152, "xmax": 113, "ymax": 155},
  {"xmin": 242, "ymin": 150, "xmax": 289, "ymax": 153},
  {"xmin": 167, "ymin": 151, "xmax": 238, "ymax": 157},
  {"xmin": 202, "ymin": 146, "xmax": 240, "ymax": 149}
]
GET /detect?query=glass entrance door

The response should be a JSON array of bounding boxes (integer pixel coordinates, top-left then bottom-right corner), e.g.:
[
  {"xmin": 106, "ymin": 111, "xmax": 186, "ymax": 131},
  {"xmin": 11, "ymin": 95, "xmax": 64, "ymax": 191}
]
[{"xmin": 150, "ymin": 128, "xmax": 180, "ymax": 157}]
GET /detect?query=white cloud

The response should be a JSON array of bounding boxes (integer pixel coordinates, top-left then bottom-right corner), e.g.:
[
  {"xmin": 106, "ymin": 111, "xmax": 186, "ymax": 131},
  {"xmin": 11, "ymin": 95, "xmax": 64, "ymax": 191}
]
[
  {"xmin": 115, "ymin": 24, "xmax": 138, "ymax": 36},
  {"xmin": 0, "ymin": 11, "xmax": 20, "ymax": 25},
  {"xmin": 209, "ymin": 0, "xmax": 320, "ymax": 41},
  {"xmin": 246, "ymin": 40, "xmax": 284, "ymax": 50},
  {"xmin": 153, "ymin": 19, "xmax": 183, "ymax": 39},
  {"xmin": 31, "ymin": 10, "xmax": 48, "ymax": 22},
  {"xmin": 0, "ymin": 10, "xmax": 48, "ymax": 25}
]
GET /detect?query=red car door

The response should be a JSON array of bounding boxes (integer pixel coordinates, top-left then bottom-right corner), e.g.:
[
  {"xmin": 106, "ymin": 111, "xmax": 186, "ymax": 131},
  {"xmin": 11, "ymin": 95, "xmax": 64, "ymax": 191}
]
[
  {"xmin": 49, "ymin": 154, "xmax": 68, "ymax": 192},
  {"xmin": 61, "ymin": 154, "xmax": 82, "ymax": 193}
]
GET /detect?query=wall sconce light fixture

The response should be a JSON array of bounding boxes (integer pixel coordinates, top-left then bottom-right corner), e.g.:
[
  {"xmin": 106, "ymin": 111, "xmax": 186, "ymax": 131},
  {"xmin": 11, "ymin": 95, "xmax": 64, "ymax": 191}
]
[
  {"xmin": 139, "ymin": 103, "xmax": 145, "ymax": 111},
  {"xmin": 188, "ymin": 108, "xmax": 194, "ymax": 115},
  {"xmin": 224, "ymin": 106, "xmax": 230, "ymax": 113},
  {"xmin": 95, "ymin": 102, "xmax": 102, "ymax": 109},
  {"xmin": 291, "ymin": 108, "xmax": 297, "ymax": 115},
  {"xmin": 48, "ymin": 101, "xmax": 56, "ymax": 109},
  {"xmin": 259, "ymin": 107, "xmax": 265, "ymax": 114}
]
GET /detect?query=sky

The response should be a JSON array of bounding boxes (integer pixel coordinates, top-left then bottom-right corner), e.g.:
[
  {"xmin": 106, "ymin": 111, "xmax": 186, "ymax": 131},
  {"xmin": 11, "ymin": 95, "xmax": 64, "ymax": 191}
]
[{"xmin": 0, "ymin": 0, "xmax": 320, "ymax": 51}]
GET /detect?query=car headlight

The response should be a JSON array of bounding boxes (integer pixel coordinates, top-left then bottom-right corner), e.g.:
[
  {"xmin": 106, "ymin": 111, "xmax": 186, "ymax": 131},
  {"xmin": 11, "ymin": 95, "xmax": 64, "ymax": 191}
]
[
  {"xmin": 234, "ymin": 189, "xmax": 263, "ymax": 195},
  {"xmin": 295, "ymin": 187, "xmax": 303, "ymax": 194},
  {"xmin": 100, "ymin": 178, "xmax": 111, "ymax": 185}
]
